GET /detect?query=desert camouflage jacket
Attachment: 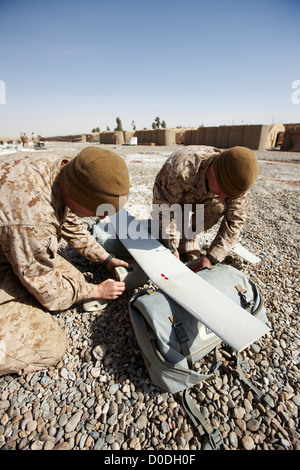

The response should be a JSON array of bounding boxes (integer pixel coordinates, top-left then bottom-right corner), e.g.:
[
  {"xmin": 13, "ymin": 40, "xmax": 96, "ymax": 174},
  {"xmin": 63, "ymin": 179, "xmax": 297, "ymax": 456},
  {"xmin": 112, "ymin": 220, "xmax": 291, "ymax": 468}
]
[
  {"xmin": 0, "ymin": 152, "xmax": 106, "ymax": 311},
  {"xmin": 152, "ymin": 146, "xmax": 248, "ymax": 261}
]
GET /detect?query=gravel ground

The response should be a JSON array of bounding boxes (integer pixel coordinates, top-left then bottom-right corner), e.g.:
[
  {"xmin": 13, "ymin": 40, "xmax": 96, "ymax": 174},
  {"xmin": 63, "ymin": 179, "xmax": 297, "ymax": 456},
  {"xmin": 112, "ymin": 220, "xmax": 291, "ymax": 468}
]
[{"xmin": 0, "ymin": 142, "xmax": 299, "ymax": 452}]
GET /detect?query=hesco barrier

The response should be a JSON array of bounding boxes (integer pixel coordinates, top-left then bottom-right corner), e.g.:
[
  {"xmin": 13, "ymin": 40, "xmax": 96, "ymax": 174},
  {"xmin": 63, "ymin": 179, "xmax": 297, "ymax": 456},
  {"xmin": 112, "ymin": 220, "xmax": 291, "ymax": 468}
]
[
  {"xmin": 98, "ymin": 129, "xmax": 176, "ymax": 146},
  {"xmin": 35, "ymin": 123, "xmax": 299, "ymax": 150},
  {"xmin": 40, "ymin": 134, "xmax": 87, "ymax": 143},
  {"xmin": 182, "ymin": 124, "xmax": 286, "ymax": 150},
  {"xmin": 96, "ymin": 124, "xmax": 286, "ymax": 149},
  {"xmin": 281, "ymin": 124, "xmax": 300, "ymax": 151}
]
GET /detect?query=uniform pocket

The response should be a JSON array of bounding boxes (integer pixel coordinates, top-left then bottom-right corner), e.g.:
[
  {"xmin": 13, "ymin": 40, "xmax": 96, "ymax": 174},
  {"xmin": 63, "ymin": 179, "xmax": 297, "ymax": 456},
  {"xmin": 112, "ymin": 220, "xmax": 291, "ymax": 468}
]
[{"xmin": 46, "ymin": 234, "xmax": 57, "ymax": 259}]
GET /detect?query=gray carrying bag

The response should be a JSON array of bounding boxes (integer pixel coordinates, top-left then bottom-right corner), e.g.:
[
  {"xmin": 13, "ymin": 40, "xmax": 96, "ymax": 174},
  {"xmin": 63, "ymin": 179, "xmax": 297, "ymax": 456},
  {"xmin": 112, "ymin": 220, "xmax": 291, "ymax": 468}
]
[{"xmin": 128, "ymin": 264, "xmax": 268, "ymax": 449}]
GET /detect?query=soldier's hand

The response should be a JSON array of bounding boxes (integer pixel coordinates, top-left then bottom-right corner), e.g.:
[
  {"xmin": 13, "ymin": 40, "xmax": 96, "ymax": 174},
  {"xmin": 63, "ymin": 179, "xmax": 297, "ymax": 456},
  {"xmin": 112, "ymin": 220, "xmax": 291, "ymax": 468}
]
[
  {"xmin": 106, "ymin": 257, "xmax": 131, "ymax": 273},
  {"xmin": 93, "ymin": 279, "xmax": 126, "ymax": 299},
  {"xmin": 189, "ymin": 256, "xmax": 212, "ymax": 273}
]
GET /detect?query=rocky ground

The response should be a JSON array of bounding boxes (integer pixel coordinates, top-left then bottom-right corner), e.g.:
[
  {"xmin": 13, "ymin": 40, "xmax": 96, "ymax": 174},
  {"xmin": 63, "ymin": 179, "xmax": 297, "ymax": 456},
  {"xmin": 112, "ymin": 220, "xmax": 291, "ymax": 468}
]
[{"xmin": 0, "ymin": 142, "xmax": 299, "ymax": 451}]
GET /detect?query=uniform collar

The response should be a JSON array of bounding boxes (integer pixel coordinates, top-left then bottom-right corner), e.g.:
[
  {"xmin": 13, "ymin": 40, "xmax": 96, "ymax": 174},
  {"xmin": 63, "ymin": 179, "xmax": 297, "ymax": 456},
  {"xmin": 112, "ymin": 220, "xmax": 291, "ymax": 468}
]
[{"xmin": 198, "ymin": 154, "xmax": 216, "ymax": 195}]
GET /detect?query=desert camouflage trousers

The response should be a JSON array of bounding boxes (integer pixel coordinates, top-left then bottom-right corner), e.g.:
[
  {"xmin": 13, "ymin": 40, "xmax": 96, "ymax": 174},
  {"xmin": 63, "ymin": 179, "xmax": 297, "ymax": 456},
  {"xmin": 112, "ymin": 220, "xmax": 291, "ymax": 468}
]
[
  {"xmin": 153, "ymin": 199, "xmax": 226, "ymax": 254},
  {"xmin": 0, "ymin": 255, "xmax": 85, "ymax": 376},
  {"xmin": 177, "ymin": 201, "xmax": 225, "ymax": 254}
]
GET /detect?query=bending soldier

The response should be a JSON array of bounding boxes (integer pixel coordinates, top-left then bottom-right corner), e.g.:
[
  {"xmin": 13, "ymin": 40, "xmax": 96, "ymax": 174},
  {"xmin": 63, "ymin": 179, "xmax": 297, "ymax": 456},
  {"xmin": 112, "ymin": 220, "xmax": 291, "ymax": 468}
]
[
  {"xmin": 0, "ymin": 147, "xmax": 130, "ymax": 375},
  {"xmin": 152, "ymin": 145, "xmax": 259, "ymax": 271}
]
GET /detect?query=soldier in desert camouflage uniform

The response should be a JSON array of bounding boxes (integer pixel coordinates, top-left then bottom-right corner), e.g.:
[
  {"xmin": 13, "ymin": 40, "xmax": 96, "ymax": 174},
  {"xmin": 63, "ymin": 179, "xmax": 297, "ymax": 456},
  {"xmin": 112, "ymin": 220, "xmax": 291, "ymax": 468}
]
[
  {"xmin": 0, "ymin": 147, "xmax": 130, "ymax": 375},
  {"xmin": 152, "ymin": 145, "xmax": 259, "ymax": 271}
]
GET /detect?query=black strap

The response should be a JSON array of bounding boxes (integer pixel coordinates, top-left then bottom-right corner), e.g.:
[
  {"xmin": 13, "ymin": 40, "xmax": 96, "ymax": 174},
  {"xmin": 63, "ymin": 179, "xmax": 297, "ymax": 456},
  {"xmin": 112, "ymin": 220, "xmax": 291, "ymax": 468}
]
[
  {"xmin": 182, "ymin": 389, "xmax": 224, "ymax": 450},
  {"xmin": 235, "ymin": 284, "xmax": 254, "ymax": 311},
  {"xmin": 236, "ymin": 352, "xmax": 264, "ymax": 399},
  {"xmin": 103, "ymin": 253, "xmax": 114, "ymax": 266},
  {"xmin": 169, "ymin": 315, "xmax": 193, "ymax": 368}
]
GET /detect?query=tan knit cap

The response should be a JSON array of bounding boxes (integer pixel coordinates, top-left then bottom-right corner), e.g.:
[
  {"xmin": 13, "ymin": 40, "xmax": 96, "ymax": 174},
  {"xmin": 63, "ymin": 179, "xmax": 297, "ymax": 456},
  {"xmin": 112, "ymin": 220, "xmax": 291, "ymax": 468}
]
[
  {"xmin": 61, "ymin": 147, "xmax": 130, "ymax": 214},
  {"xmin": 213, "ymin": 146, "xmax": 259, "ymax": 199}
]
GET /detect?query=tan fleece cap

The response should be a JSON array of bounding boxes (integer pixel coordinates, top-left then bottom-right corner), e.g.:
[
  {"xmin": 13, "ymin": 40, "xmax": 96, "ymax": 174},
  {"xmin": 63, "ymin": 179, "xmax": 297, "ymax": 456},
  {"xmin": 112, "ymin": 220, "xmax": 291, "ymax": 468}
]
[
  {"xmin": 213, "ymin": 146, "xmax": 259, "ymax": 198},
  {"xmin": 61, "ymin": 147, "xmax": 130, "ymax": 214}
]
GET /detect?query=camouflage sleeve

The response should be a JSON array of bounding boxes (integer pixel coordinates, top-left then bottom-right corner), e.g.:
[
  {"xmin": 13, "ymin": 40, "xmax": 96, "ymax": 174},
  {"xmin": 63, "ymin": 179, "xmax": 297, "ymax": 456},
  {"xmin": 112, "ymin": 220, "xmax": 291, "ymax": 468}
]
[
  {"xmin": 153, "ymin": 159, "xmax": 185, "ymax": 206},
  {"xmin": 207, "ymin": 196, "xmax": 248, "ymax": 262},
  {"xmin": 152, "ymin": 147, "xmax": 218, "ymax": 250},
  {"xmin": 152, "ymin": 160, "xmax": 186, "ymax": 249},
  {"xmin": 61, "ymin": 210, "xmax": 106, "ymax": 262},
  {"xmin": 0, "ymin": 225, "xmax": 95, "ymax": 311}
]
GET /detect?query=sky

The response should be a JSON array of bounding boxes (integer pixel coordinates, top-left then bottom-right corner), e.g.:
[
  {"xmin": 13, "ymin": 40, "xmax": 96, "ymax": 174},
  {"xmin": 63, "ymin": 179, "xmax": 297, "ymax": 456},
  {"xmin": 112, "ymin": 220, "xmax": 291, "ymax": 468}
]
[{"xmin": 0, "ymin": 0, "xmax": 300, "ymax": 137}]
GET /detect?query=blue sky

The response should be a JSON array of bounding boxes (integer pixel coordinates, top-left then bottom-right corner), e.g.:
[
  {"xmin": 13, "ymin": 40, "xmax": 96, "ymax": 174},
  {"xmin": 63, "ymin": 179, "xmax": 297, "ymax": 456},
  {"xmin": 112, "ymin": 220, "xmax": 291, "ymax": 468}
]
[{"xmin": 0, "ymin": 0, "xmax": 299, "ymax": 137}]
